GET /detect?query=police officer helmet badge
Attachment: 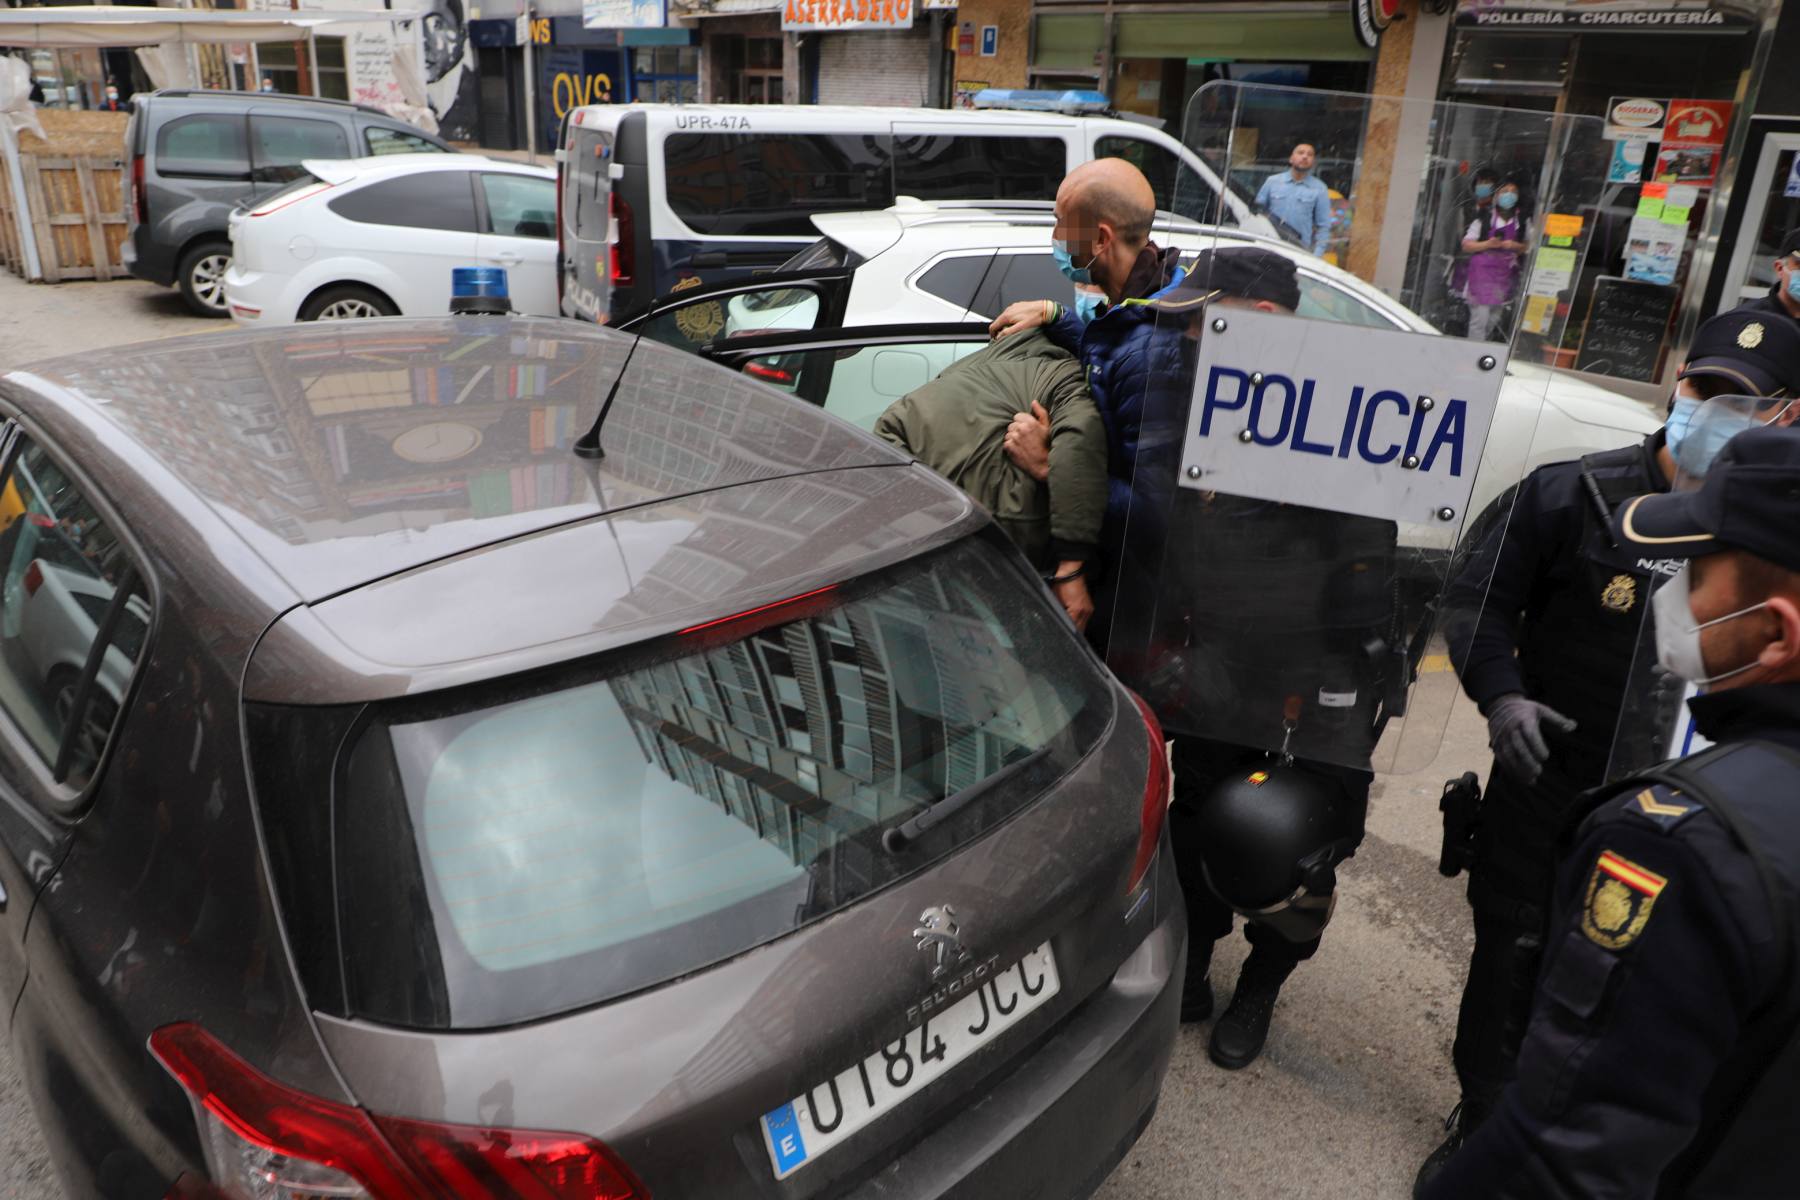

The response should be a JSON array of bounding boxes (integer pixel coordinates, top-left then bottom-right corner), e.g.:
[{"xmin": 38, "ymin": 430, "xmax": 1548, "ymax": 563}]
[
  {"xmin": 1581, "ymin": 850, "xmax": 1666, "ymax": 950},
  {"xmin": 1600, "ymin": 573, "xmax": 1637, "ymax": 612},
  {"xmin": 1738, "ymin": 321, "xmax": 1766, "ymax": 350}
]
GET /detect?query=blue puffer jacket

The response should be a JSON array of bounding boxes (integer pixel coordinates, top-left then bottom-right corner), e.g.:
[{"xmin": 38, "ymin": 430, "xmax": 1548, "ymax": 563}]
[{"xmin": 1044, "ymin": 246, "xmax": 1188, "ymax": 552}]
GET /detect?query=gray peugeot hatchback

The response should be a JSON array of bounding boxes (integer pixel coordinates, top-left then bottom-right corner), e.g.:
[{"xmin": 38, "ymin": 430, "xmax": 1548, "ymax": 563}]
[{"xmin": 0, "ymin": 317, "xmax": 1182, "ymax": 1199}]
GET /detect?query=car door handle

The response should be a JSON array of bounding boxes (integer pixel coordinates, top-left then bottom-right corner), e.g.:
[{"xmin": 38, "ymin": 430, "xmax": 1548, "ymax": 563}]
[{"xmin": 490, "ymin": 250, "xmax": 524, "ymax": 265}]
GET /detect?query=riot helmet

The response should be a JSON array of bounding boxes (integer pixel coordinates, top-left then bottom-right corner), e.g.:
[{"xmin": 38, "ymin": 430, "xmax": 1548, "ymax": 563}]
[{"xmin": 1192, "ymin": 758, "xmax": 1365, "ymax": 943}]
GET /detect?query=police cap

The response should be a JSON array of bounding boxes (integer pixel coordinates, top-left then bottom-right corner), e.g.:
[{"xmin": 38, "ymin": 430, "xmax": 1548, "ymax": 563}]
[
  {"xmin": 1777, "ymin": 228, "xmax": 1800, "ymax": 259},
  {"xmin": 1679, "ymin": 309, "xmax": 1800, "ymax": 398},
  {"xmin": 1614, "ymin": 425, "xmax": 1800, "ymax": 571},
  {"xmin": 1172, "ymin": 247, "xmax": 1301, "ymax": 312}
]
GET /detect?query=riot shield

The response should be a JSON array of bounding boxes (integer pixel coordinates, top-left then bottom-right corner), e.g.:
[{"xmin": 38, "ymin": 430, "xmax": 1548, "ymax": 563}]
[
  {"xmin": 1604, "ymin": 394, "xmax": 1800, "ymax": 780},
  {"xmin": 1105, "ymin": 82, "xmax": 1611, "ymax": 775}
]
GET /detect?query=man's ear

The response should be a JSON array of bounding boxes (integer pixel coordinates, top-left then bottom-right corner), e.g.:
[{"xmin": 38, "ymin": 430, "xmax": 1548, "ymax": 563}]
[
  {"xmin": 1758, "ymin": 596, "xmax": 1800, "ymax": 674},
  {"xmin": 1252, "ymin": 300, "xmax": 1280, "ymax": 314}
]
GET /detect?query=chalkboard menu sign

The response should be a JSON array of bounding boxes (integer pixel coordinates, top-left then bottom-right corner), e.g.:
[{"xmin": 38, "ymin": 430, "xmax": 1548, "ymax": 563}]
[{"xmin": 1574, "ymin": 276, "xmax": 1679, "ymax": 382}]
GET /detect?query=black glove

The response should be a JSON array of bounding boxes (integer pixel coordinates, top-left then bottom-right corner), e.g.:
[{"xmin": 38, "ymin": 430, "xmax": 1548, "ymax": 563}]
[{"xmin": 1486, "ymin": 693, "xmax": 1577, "ymax": 785}]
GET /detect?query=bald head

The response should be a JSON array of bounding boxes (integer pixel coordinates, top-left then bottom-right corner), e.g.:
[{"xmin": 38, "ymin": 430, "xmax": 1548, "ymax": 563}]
[{"xmin": 1060, "ymin": 158, "xmax": 1156, "ymax": 249}]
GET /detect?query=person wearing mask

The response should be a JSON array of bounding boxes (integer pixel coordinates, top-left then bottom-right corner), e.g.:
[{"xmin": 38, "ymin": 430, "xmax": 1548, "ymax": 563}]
[
  {"xmin": 1415, "ymin": 308, "xmax": 1800, "ymax": 1191},
  {"xmin": 872, "ymin": 328, "xmax": 1106, "ymax": 632},
  {"xmin": 258, "ymin": 77, "xmax": 277, "ymax": 94},
  {"xmin": 1253, "ymin": 143, "xmax": 1332, "ymax": 256},
  {"xmin": 1737, "ymin": 227, "xmax": 1800, "ymax": 328},
  {"xmin": 100, "ymin": 79, "xmax": 122, "ymax": 112},
  {"xmin": 1134, "ymin": 249, "xmax": 1388, "ymax": 1070},
  {"xmin": 1421, "ymin": 423, "xmax": 1800, "ymax": 1199},
  {"xmin": 1461, "ymin": 179, "xmax": 1530, "ymax": 342},
  {"xmin": 986, "ymin": 157, "xmax": 1186, "ymax": 637}
]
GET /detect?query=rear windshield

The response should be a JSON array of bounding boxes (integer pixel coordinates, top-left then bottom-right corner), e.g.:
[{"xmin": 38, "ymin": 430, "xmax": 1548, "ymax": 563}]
[{"xmin": 251, "ymin": 536, "xmax": 1111, "ymax": 1030}]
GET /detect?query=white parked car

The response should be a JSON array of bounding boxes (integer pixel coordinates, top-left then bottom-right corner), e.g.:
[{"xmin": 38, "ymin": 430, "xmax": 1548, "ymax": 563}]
[
  {"xmin": 223, "ymin": 154, "xmax": 559, "ymax": 325},
  {"xmin": 617, "ymin": 199, "xmax": 1664, "ymax": 524}
]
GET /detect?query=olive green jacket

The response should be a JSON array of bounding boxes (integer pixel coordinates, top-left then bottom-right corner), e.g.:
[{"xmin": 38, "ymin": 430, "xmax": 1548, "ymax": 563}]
[{"xmin": 874, "ymin": 330, "xmax": 1105, "ymax": 568}]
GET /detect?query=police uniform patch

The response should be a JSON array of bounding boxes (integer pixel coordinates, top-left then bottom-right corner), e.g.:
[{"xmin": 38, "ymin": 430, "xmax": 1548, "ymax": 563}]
[
  {"xmin": 1600, "ymin": 573, "xmax": 1637, "ymax": 612},
  {"xmin": 1628, "ymin": 787, "xmax": 1703, "ymax": 831},
  {"xmin": 1581, "ymin": 850, "xmax": 1666, "ymax": 950}
]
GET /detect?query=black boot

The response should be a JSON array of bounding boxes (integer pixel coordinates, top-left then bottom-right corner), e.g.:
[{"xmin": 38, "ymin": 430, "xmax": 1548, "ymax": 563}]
[
  {"xmin": 1180, "ymin": 938, "xmax": 1215, "ymax": 1023},
  {"xmin": 1413, "ymin": 1099, "xmax": 1487, "ymax": 1197},
  {"xmin": 1208, "ymin": 946, "xmax": 1295, "ymax": 1069}
]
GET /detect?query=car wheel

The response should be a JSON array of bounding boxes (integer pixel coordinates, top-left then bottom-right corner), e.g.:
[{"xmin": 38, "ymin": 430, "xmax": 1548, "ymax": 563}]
[
  {"xmin": 300, "ymin": 285, "xmax": 398, "ymax": 322},
  {"xmin": 177, "ymin": 240, "xmax": 233, "ymax": 318},
  {"xmin": 48, "ymin": 668, "xmax": 117, "ymax": 774}
]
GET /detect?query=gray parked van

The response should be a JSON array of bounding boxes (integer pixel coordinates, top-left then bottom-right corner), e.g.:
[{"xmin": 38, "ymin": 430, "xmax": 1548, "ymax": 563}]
[{"xmin": 123, "ymin": 90, "xmax": 452, "ymax": 316}]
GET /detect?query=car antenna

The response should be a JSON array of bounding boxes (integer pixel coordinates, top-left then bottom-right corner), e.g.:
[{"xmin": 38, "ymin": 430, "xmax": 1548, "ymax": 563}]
[{"xmin": 574, "ymin": 332, "xmax": 643, "ymax": 460}]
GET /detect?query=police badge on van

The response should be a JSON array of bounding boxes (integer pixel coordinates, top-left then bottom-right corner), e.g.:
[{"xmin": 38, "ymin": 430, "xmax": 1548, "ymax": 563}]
[{"xmin": 1178, "ymin": 308, "xmax": 1510, "ymax": 525}]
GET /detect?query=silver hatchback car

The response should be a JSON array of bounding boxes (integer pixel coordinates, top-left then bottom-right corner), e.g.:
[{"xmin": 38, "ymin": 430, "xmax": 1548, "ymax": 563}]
[{"xmin": 0, "ymin": 317, "xmax": 1182, "ymax": 1199}]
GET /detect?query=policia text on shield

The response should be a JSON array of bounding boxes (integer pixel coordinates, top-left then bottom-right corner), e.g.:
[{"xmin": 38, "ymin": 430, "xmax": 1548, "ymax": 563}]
[{"xmin": 1417, "ymin": 310, "xmax": 1800, "ymax": 1187}]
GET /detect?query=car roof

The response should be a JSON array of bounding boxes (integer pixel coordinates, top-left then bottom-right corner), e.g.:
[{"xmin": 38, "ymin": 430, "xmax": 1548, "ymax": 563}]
[
  {"xmin": 139, "ymin": 88, "xmax": 398, "ymax": 119},
  {"xmin": 1, "ymin": 319, "xmax": 945, "ymax": 615},
  {"xmin": 810, "ymin": 201, "xmax": 1428, "ymax": 329},
  {"xmin": 303, "ymin": 153, "xmax": 544, "ymax": 183},
  {"xmin": 570, "ymin": 102, "xmax": 1154, "ymax": 130}
]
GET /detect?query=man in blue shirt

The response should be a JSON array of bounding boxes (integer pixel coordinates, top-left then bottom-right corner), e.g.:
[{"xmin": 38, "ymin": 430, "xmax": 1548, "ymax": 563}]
[{"xmin": 1254, "ymin": 143, "xmax": 1332, "ymax": 256}]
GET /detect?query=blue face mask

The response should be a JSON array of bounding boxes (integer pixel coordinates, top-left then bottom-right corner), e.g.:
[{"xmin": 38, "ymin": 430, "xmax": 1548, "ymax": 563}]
[
  {"xmin": 1072, "ymin": 289, "xmax": 1104, "ymax": 324},
  {"xmin": 1053, "ymin": 238, "xmax": 1095, "ymax": 285},
  {"xmin": 1666, "ymin": 393, "xmax": 1789, "ymax": 477},
  {"xmin": 1496, "ymin": 191, "xmax": 1518, "ymax": 211},
  {"xmin": 1786, "ymin": 268, "xmax": 1800, "ymax": 302},
  {"xmin": 1474, "ymin": 183, "xmax": 1494, "ymax": 200}
]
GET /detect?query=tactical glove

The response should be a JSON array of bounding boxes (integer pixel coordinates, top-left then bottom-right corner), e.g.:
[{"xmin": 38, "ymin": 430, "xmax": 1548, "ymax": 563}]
[{"xmin": 1485, "ymin": 693, "xmax": 1577, "ymax": 785}]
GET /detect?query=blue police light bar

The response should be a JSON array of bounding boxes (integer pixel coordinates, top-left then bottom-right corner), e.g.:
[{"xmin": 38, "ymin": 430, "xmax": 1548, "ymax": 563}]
[
  {"xmin": 971, "ymin": 88, "xmax": 1110, "ymax": 114},
  {"xmin": 450, "ymin": 266, "xmax": 510, "ymax": 315}
]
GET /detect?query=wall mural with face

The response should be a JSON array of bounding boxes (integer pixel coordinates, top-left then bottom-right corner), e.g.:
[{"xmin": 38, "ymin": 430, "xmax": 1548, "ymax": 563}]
[{"xmin": 400, "ymin": 0, "xmax": 479, "ymax": 141}]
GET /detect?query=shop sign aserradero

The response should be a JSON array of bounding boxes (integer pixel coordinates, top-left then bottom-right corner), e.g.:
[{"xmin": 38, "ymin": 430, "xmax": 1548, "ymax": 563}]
[
  {"xmin": 1455, "ymin": 0, "xmax": 1754, "ymax": 29},
  {"xmin": 783, "ymin": 0, "xmax": 913, "ymax": 30}
]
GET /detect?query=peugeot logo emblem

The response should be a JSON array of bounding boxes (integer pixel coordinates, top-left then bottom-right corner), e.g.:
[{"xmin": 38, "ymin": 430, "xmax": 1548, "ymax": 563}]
[{"xmin": 913, "ymin": 905, "xmax": 970, "ymax": 980}]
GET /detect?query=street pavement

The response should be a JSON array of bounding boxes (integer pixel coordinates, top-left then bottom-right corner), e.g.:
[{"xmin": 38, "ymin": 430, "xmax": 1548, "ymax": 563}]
[{"xmin": 0, "ymin": 270, "xmax": 1488, "ymax": 1199}]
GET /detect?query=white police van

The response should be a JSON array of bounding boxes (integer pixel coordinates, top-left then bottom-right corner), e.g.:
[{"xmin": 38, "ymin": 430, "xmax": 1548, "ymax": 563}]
[{"xmin": 556, "ymin": 91, "xmax": 1271, "ymax": 323}]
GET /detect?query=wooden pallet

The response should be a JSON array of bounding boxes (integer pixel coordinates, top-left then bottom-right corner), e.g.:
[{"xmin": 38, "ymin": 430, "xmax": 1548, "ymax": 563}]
[{"xmin": 0, "ymin": 152, "xmax": 128, "ymax": 282}]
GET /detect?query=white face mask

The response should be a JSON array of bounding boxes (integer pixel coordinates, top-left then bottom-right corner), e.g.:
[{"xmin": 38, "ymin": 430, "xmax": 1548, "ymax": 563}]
[{"xmin": 1652, "ymin": 563, "xmax": 1769, "ymax": 686}]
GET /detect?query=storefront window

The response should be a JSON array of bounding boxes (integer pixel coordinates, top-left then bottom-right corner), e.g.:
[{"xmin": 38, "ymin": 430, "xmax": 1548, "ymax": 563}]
[
  {"xmin": 1443, "ymin": 26, "xmax": 1759, "ymax": 385},
  {"xmin": 633, "ymin": 46, "xmax": 698, "ymax": 104},
  {"xmin": 315, "ymin": 36, "xmax": 349, "ymax": 102}
]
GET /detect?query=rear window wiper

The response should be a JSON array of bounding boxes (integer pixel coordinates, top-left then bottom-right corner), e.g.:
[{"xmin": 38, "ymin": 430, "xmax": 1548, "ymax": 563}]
[{"xmin": 882, "ymin": 744, "xmax": 1051, "ymax": 854}]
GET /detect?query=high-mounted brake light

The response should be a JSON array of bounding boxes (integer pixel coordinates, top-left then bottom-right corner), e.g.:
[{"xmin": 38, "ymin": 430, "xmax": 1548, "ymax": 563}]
[
  {"xmin": 248, "ymin": 180, "xmax": 334, "ymax": 217},
  {"xmin": 22, "ymin": 560, "xmax": 42, "ymax": 597},
  {"xmin": 1126, "ymin": 690, "xmax": 1170, "ymax": 893},
  {"xmin": 149, "ymin": 1023, "xmax": 649, "ymax": 1200},
  {"xmin": 743, "ymin": 361, "xmax": 794, "ymax": 384},
  {"xmin": 678, "ymin": 585, "xmax": 838, "ymax": 637}
]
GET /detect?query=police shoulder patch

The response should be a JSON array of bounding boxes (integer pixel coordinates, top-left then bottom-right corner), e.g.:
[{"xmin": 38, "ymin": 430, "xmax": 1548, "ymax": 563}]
[
  {"xmin": 1624, "ymin": 786, "xmax": 1704, "ymax": 833},
  {"xmin": 1581, "ymin": 849, "xmax": 1667, "ymax": 951}
]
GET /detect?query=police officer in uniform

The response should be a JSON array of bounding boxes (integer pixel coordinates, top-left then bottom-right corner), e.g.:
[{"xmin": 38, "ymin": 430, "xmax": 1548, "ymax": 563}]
[
  {"xmin": 1421, "ymin": 423, "xmax": 1800, "ymax": 1197},
  {"xmin": 1417, "ymin": 309, "xmax": 1800, "ymax": 1184},
  {"xmin": 1736, "ymin": 228, "xmax": 1800, "ymax": 329}
]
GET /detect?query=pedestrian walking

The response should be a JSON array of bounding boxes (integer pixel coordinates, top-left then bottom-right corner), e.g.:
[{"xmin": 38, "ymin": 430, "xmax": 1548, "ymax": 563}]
[
  {"xmin": 1415, "ymin": 308, "xmax": 1800, "ymax": 1190},
  {"xmin": 1421, "ymin": 423, "xmax": 1800, "ymax": 1198},
  {"xmin": 1254, "ymin": 143, "xmax": 1332, "ymax": 256},
  {"xmin": 1461, "ymin": 179, "xmax": 1530, "ymax": 343}
]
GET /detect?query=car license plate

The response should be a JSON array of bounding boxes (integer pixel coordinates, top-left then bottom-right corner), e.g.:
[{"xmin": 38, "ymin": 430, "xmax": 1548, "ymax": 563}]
[{"xmin": 759, "ymin": 942, "xmax": 1060, "ymax": 1180}]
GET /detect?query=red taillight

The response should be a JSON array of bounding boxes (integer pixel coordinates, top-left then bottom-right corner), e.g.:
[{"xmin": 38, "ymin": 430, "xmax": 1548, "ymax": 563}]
[
  {"xmin": 743, "ymin": 361, "xmax": 793, "ymax": 384},
  {"xmin": 131, "ymin": 154, "xmax": 147, "ymax": 225},
  {"xmin": 149, "ymin": 1023, "xmax": 649, "ymax": 1200},
  {"xmin": 22, "ymin": 560, "xmax": 42, "ymax": 597},
  {"xmin": 1126, "ymin": 690, "xmax": 1170, "ymax": 893},
  {"xmin": 609, "ymin": 191, "xmax": 634, "ymax": 289}
]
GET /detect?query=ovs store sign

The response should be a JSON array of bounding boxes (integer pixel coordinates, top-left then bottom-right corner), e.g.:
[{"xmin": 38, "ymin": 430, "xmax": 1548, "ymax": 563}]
[{"xmin": 1179, "ymin": 308, "xmax": 1508, "ymax": 525}]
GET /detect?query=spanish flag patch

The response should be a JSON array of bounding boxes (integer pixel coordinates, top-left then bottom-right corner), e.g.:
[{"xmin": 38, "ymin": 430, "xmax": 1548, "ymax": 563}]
[{"xmin": 1581, "ymin": 850, "xmax": 1667, "ymax": 951}]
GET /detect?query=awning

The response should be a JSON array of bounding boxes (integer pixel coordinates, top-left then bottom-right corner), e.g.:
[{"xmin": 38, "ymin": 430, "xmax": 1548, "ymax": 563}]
[{"xmin": 0, "ymin": 5, "xmax": 425, "ymax": 48}]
